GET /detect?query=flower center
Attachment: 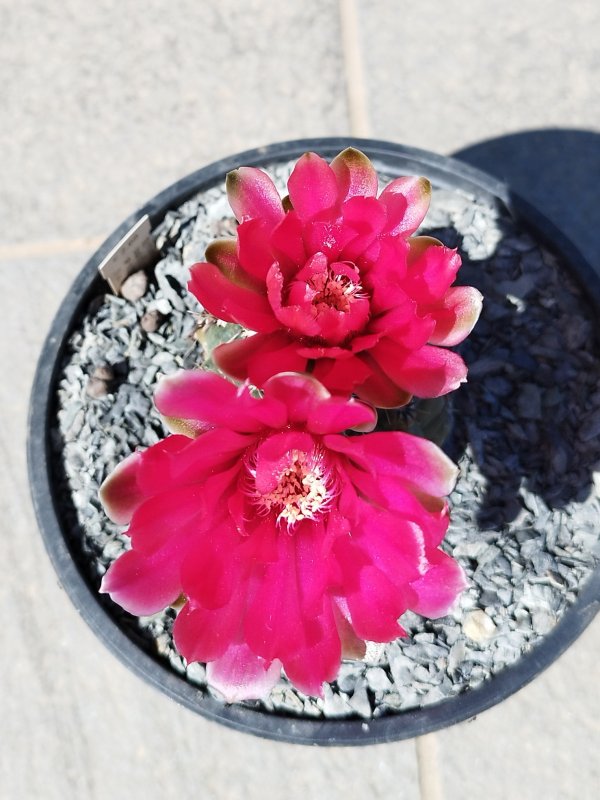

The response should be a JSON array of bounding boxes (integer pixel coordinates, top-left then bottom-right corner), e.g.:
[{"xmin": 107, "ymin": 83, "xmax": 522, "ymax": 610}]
[
  {"xmin": 257, "ymin": 449, "xmax": 332, "ymax": 528},
  {"xmin": 309, "ymin": 267, "xmax": 363, "ymax": 314}
]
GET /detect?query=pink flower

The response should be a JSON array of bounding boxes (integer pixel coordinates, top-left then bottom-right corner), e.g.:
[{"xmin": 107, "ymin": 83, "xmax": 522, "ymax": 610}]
[
  {"xmin": 189, "ymin": 148, "xmax": 482, "ymax": 407},
  {"xmin": 100, "ymin": 371, "xmax": 466, "ymax": 701}
]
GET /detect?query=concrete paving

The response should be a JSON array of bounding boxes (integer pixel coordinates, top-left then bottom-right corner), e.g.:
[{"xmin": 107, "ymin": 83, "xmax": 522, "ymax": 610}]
[
  {"xmin": 1, "ymin": 1, "xmax": 599, "ymax": 798},
  {"xmin": 359, "ymin": 0, "xmax": 599, "ymax": 154}
]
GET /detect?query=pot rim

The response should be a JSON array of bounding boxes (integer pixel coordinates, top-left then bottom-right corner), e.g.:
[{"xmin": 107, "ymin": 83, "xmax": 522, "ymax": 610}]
[{"xmin": 27, "ymin": 137, "xmax": 600, "ymax": 745}]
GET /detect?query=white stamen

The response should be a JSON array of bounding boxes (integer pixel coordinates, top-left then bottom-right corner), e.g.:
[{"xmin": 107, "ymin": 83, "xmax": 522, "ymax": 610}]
[
  {"xmin": 250, "ymin": 448, "xmax": 334, "ymax": 530},
  {"xmin": 309, "ymin": 267, "xmax": 364, "ymax": 314}
]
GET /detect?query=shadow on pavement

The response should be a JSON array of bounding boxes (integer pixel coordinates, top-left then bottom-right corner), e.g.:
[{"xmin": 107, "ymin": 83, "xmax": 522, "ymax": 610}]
[{"xmin": 453, "ymin": 128, "xmax": 600, "ymax": 270}]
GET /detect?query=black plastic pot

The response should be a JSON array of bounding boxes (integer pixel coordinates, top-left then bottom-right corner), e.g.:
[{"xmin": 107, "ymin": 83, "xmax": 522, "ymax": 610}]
[{"xmin": 28, "ymin": 138, "xmax": 600, "ymax": 746}]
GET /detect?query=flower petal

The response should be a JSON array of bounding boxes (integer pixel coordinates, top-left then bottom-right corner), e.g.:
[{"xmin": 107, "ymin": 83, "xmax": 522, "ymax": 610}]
[
  {"xmin": 332, "ymin": 600, "xmax": 367, "ymax": 659},
  {"xmin": 330, "ymin": 147, "xmax": 379, "ymax": 202},
  {"xmin": 364, "ymin": 237, "xmax": 410, "ymax": 312},
  {"xmin": 353, "ymin": 509, "xmax": 425, "ymax": 587},
  {"xmin": 353, "ymin": 354, "xmax": 414, "ymax": 408},
  {"xmin": 203, "ymin": 237, "xmax": 268, "ymax": 298},
  {"xmin": 379, "ymin": 176, "xmax": 431, "ymax": 235},
  {"xmin": 324, "ymin": 438, "xmax": 451, "ymax": 546},
  {"xmin": 100, "ymin": 541, "xmax": 185, "ymax": 616},
  {"xmin": 204, "ymin": 238, "xmax": 248, "ymax": 280},
  {"xmin": 206, "ymin": 643, "xmax": 282, "ymax": 702},
  {"xmin": 99, "ymin": 450, "xmax": 146, "ymax": 525},
  {"xmin": 303, "ymin": 220, "xmax": 356, "ymax": 260},
  {"xmin": 371, "ymin": 339, "xmax": 468, "ymax": 397},
  {"xmin": 287, "ymin": 152, "xmax": 339, "ymax": 221},
  {"xmin": 358, "ymin": 472, "xmax": 450, "ymax": 548},
  {"xmin": 226, "ymin": 166, "xmax": 285, "ymax": 228},
  {"xmin": 294, "ymin": 519, "xmax": 331, "ymax": 616},
  {"xmin": 379, "ymin": 307, "xmax": 437, "ymax": 351},
  {"xmin": 262, "ymin": 372, "xmax": 376, "ymax": 434},
  {"xmin": 145, "ymin": 431, "xmax": 247, "ymax": 492},
  {"xmin": 334, "ymin": 539, "xmax": 408, "ymax": 641},
  {"xmin": 405, "ymin": 237, "xmax": 462, "ymax": 302},
  {"xmin": 181, "ymin": 521, "xmax": 242, "ymax": 609},
  {"xmin": 214, "ymin": 332, "xmax": 307, "ymax": 387},
  {"xmin": 409, "ymin": 549, "xmax": 467, "ymax": 618},
  {"xmin": 305, "ymin": 298, "xmax": 370, "ymax": 345},
  {"xmin": 270, "ymin": 210, "xmax": 306, "ymax": 275},
  {"xmin": 311, "ymin": 353, "xmax": 373, "ymax": 395},
  {"xmin": 161, "ymin": 416, "xmax": 210, "ymax": 439},
  {"xmin": 173, "ymin": 597, "xmax": 242, "ymax": 664},
  {"xmin": 281, "ymin": 601, "xmax": 341, "ymax": 697},
  {"xmin": 188, "ymin": 261, "xmax": 278, "ymax": 332},
  {"xmin": 254, "ymin": 430, "xmax": 316, "ymax": 494},
  {"xmin": 236, "ymin": 218, "xmax": 277, "ymax": 281},
  {"xmin": 243, "ymin": 526, "xmax": 341, "ymax": 693},
  {"xmin": 100, "ymin": 436, "xmax": 192, "ymax": 522},
  {"xmin": 346, "ymin": 571, "xmax": 409, "ymax": 641},
  {"xmin": 155, "ymin": 369, "xmax": 287, "ymax": 432},
  {"xmin": 296, "ymin": 344, "xmax": 354, "ymax": 360},
  {"xmin": 309, "ymin": 396, "xmax": 377, "ymax": 434},
  {"xmin": 155, "ymin": 368, "xmax": 234, "ymax": 415},
  {"xmin": 262, "ymin": 371, "xmax": 330, "ymax": 420},
  {"xmin": 245, "ymin": 533, "xmax": 304, "ymax": 661},
  {"xmin": 128, "ymin": 484, "xmax": 208, "ymax": 554},
  {"xmin": 325, "ymin": 429, "xmax": 459, "ymax": 498},
  {"xmin": 427, "ymin": 286, "xmax": 484, "ymax": 346},
  {"xmin": 339, "ymin": 196, "xmax": 387, "ymax": 261},
  {"xmin": 266, "ymin": 262, "xmax": 322, "ymax": 338}
]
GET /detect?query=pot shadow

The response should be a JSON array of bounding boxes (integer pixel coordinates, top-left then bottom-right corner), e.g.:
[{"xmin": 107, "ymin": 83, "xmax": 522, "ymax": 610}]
[
  {"xmin": 452, "ymin": 128, "xmax": 600, "ymax": 273},
  {"xmin": 425, "ymin": 136, "xmax": 600, "ymax": 529},
  {"xmin": 452, "ymin": 130, "xmax": 600, "ymax": 529}
]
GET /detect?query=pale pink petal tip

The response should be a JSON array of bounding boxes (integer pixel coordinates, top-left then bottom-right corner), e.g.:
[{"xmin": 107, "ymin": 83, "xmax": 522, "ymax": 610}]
[
  {"xmin": 405, "ymin": 435, "xmax": 460, "ymax": 497},
  {"xmin": 226, "ymin": 167, "xmax": 284, "ymax": 228},
  {"xmin": 330, "ymin": 147, "xmax": 379, "ymax": 201},
  {"xmin": 381, "ymin": 175, "xmax": 432, "ymax": 235},
  {"xmin": 99, "ymin": 451, "xmax": 144, "ymax": 525},
  {"xmin": 452, "ymin": 287, "xmax": 483, "ymax": 343},
  {"xmin": 206, "ymin": 644, "xmax": 282, "ymax": 702},
  {"xmin": 410, "ymin": 552, "xmax": 468, "ymax": 619},
  {"xmin": 431, "ymin": 286, "xmax": 484, "ymax": 347},
  {"xmin": 99, "ymin": 549, "xmax": 182, "ymax": 616}
]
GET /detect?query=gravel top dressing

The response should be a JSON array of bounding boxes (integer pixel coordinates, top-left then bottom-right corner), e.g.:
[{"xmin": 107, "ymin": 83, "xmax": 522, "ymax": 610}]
[{"xmin": 52, "ymin": 160, "xmax": 600, "ymax": 721}]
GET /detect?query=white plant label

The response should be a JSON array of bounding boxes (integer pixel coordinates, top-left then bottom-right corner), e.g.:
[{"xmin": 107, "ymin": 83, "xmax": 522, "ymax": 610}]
[{"xmin": 98, "ymin": 215, "xmax": 158, "ymax": 292}]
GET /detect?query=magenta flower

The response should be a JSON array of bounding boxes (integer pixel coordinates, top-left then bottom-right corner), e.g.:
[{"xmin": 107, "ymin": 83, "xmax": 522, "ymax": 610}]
[
  {"xmin": 189, "ymin": 148, "xmax": 482, "ymax": 407},
  {"xmin": 100, "ymin": 370, "xmax": 465, "ymax": 701}
]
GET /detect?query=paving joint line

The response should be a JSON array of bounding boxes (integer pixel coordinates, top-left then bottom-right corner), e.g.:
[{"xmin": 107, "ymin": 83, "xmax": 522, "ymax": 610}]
[
  {"xmin": 338, "ymin": 0, "xmax": 372, "ymax": 138},
  {"xmin": 0, "ymin": 236, "xmax": 104, "ymax": 261},
  {"xmin": 415, "ymin": 733, "xmax": 444, "ymax": 800}
]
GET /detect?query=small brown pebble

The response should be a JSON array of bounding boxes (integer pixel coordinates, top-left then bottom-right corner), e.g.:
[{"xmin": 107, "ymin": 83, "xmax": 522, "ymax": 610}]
[
  {"xmin": 86, "ymin": 364, "xmax": 114, "ymax": 398},
  {"xmin": 86, "ymin": 377, "xmax": 109, "ymax": 398},
  {"xmin": 120, "ymin": 270, "xmax": 148, "ymax": 302},
  {"xmin": 92, "ymin": 364, "xmax": 114, "ymax": 382},
  {"xmin": 140, "ymin": 309, "xmax": 164, "ymax": 333}
]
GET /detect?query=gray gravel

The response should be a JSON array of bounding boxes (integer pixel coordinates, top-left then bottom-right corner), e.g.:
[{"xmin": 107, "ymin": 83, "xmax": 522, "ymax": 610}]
[{"xmin": 52, "ymin": 158, "xmax": 600, "ymax": 721}]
